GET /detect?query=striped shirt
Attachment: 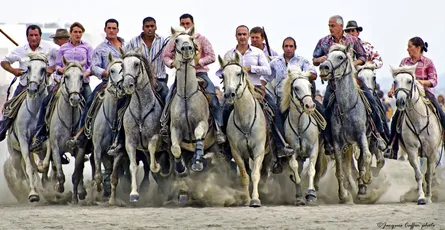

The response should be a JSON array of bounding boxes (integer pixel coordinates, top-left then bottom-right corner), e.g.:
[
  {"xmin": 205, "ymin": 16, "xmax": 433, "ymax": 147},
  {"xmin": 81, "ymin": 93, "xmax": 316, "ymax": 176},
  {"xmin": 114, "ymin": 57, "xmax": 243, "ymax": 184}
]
[
  {"xmin": 91, "ymin": 37, "xmax": 126, "ymax": 79},
  {"xmin": 127, "ymin": 33, "xmax": 169, "ymax": 79},
  {"xmin": 269, "ymin": 54, "xmax": 317, "ymax": 98},
  {"xmin": 400, "ymin": 55, "xmax": 437, "ymax": 93}
]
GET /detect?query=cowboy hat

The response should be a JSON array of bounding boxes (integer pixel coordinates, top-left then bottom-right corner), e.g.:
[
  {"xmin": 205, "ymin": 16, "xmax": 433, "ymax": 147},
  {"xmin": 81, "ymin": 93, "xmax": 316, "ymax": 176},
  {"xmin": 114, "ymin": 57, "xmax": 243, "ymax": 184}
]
[
  {"xmin": 344, "ymin": 20, "xmax": 363, "ymax": 32},
  {"xmin": 49, "ymin": 28, "xmax": 70, "ymax": 38}
]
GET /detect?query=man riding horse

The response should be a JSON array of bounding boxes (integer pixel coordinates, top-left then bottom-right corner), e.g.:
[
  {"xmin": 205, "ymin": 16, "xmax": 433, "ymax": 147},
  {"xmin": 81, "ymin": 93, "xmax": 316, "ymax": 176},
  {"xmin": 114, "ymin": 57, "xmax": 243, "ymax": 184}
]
[
  {"xmin": 0, "ymin": 24, "xmax": 58, "ymax": 141},
  {"xmin": 312, "ymin": 15, "xmax": 389, "ymax": 154}
]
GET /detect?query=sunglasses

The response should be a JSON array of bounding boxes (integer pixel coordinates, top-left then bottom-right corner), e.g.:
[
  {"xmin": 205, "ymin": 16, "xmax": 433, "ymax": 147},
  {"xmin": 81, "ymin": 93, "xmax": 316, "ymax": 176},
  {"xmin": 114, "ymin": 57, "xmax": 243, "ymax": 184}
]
[{"xmin": 345, "ymin": 29, "xmax": 356, "ymax": 33}]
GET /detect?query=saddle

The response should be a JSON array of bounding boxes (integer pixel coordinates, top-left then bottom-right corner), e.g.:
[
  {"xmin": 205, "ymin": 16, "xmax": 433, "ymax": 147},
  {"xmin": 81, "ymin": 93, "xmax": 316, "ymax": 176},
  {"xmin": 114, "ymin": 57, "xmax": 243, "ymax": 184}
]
[
  {"xmin": 2, "ymin": 89, "xmax": 27, "ymax": 119},
  {"xmin": 84, "ymin": 88, "xmax": 106, "ymax": 139}
]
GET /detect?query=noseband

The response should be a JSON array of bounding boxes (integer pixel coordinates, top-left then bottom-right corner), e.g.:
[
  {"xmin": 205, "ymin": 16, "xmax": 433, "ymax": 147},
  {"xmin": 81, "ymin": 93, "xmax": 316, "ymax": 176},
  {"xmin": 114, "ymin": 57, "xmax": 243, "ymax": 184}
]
[
  {"xmin": 62, "ymin": 63, "xmax": 84, "ymax": 101},
  {"xmin": 394, "ymin": 71, "xmax": 416, "ymax": 102},
  {"xmin": 325, "ymin": 49, "xmax": 352, "ymax": 80},
  {"xmin": 221, "ymin": 62, "xmax": 247, "ymax": 99}
]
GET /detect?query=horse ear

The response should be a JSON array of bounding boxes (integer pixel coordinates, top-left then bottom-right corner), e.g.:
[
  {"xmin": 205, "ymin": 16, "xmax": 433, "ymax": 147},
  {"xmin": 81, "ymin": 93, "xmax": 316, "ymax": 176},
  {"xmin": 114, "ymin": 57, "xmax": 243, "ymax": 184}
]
[
  {"xmin": 171, "ymin": 27, "xmax": 176, "ymax": 36},
  {"xmin": 62, "ymin": 55, "xmax": 68, "ymax": 67},
  {"xmin": 80, "ymin": 59, "xmax": 86, "ymax": 67},
  {"xmin": 345, "ymin": 43, "xmax": 353, "ymax": 54},
  {"xmin": 108, "ymin": 52, "xmax": 113, "ymax": 63},
  {"xmin": 234, "ymin": 52, "xmax": 241, "ymax": 64},
  {"xmin": 137, "ymin": 46, "xmax": 143, "ymax": 55},
  {"xmin": 389, "ymin": 65, "xmax": 396, "ymax": 78},
  {"xmin": 218, "ymin": 55, "xmax": 225, "ymax": 68},
  {"xmin": 188, "ymin": 26, "xmax": 195, "ymax": 36},
  {"xmin": 119, "ymin": 47, "xmax": 125, "ymax": 57}
]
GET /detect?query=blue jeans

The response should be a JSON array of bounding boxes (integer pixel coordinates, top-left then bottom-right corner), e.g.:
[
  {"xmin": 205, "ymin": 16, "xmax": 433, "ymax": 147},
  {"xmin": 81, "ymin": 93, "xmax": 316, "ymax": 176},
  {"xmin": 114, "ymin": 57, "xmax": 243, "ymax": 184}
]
[{"xmin": 77, "ymin": 82, "xmax": 106, "ymax": 131}]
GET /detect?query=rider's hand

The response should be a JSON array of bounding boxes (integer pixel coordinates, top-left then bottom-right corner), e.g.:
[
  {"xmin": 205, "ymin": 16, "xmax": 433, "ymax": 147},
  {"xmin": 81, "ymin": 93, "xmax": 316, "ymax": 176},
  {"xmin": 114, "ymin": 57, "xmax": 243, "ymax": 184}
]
[
  {"xmin": 11, "ymin": 68, "xmax": 24, "ymax": 77},
  {"xmin": 46, "ymin": 66, "xmax": 56, "ymax": 74},
  {"xmin": 102, "ymin": 70, "xmax": 108, "ymax": 78},
  {"xmin": 387, "ymin": 88, "xmax": 395, "ymax": 98},
  {"xmin": 243, "ymin": 66, "xmax": 251, "ymax": 72},
  {"xmin": 318, "ymin": 56, "xmax": 327, "ymax": 64},
  {"xmin": 58, "ymin": 67, "xmax": 65, "ymax": 75}
]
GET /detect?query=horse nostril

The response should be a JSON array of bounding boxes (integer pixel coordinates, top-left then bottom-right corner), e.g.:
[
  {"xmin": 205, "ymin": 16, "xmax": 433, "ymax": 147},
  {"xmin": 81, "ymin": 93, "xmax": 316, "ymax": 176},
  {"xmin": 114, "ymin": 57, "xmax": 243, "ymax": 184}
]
[
  {"xmin": 129, "ymin": 83, "xmax": 134, "ymax": 88},
  {"xmin": 231, "ymin": 93, "xmax": 235, "ymax": 98}
]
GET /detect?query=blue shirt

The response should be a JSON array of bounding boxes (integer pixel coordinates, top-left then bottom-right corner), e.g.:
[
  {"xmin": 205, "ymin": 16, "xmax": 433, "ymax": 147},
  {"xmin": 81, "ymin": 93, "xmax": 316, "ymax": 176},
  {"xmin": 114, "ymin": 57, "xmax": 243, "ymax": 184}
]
[{"xmin": 91, "ymin": 37, "xmax": 125, "ymax": 79}]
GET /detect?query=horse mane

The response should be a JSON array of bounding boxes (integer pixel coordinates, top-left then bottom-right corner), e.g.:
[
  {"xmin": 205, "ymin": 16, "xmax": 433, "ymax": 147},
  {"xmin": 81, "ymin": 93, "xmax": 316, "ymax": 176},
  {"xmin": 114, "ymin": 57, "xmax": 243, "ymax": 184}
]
[
  {"xmin": 280, "ymin": 66, "xmax": 313, "ymax": 112},
  {"xmin": 27, "ymin": 52, "xmax": 48, "ymax": 62},
  {"xmin": 357, "ymin": 62, "xmax": 376, "ymax": 72},
  {"xmin": 391, "ymin": 65, "xmax": 426, "ymax": 97},
  {"xmin": 122, "ymin": 49, "xmax": 158, "ymax": 90},
  {"xmin": 64, "ymin": 60, "xmax": 84, "ymax": 71}
]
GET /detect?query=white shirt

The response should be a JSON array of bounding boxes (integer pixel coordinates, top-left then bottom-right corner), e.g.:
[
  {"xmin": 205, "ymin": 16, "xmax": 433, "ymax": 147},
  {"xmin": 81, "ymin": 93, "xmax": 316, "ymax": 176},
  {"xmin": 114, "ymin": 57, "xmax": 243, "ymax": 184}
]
[
  {"xmin": 2, "ymin": 40, "xmax": 59, "ymax": 86},
  {"xmin": 222, "ymin": 46, "xmax": 271, "ymax": 86}
]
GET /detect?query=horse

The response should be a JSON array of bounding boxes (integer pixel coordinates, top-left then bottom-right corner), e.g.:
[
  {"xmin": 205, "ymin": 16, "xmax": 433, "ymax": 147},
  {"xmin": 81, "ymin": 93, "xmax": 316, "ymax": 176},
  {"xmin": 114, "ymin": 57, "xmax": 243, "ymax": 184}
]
[
  {"xmin": 168, "ymin": 26, "xmax": 219, "ymax": 175},
  {"xmin": 218, "ymin": 52, "xmax": 272, "ymax": 207},
  {"xmin": 280, "ymin": 66, "xmax": 327, "ymax": 205},
  {"xmin": 5, "ymin": 52, "xmax": 49, "ymax": 202},
  {"xmin": 47, "ymin": 57, "xmax": 85, "ymax": 195},
  {"xmin": 319, "ymin": 44, "xmax": 373, "ymax": 203},
  {"xmin": 120, "ymin": 48, "xmax": 165, "ymax": 202},
  {"xmin": 391, "ymin": 64, "xmax": 442, "ymax": 205}
]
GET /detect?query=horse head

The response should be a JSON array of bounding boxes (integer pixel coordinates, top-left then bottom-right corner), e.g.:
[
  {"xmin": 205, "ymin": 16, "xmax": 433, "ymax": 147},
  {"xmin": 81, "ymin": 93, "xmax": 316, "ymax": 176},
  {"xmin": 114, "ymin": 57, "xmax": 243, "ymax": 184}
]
[
  {"xmin": 218, "ymin": 52, "xmax": 248, "ymax": 104},
  {"xmin": 281, "ymin": 66, "xmax": 315, "ymax": 114},
  {"xmin": 62, "ymin": 56, "xmax": 85, "ymax": 107},
  {"xmin": 106, "ymin": 52, "xmax": 125, "ymax": 98},
  {"xmin": 391, "ymin": 64, "xmax": 420, "ymax": 111},
  {"xmin": 319, "ymin": 43, "xmax": 355, "ymax": 80},
  {"xmin": 357, "ymin": 62, "xmax": 377, "ymax": 91},
  {"xmin": 26, "ymin": 52, "xmax": 49, "ymax": 97},
  {"xmin": 171, "ymin": 26, "xmax": 199, "ymax": 64},
  {"xmin": 121, "ymin": 48, "xmax": 145, "ymax": 95}
]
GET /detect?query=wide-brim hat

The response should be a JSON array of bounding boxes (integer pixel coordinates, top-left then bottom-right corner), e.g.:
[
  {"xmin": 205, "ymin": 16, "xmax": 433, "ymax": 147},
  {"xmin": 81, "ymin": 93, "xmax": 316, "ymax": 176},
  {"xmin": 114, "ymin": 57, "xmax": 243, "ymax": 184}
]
[
  {"xmin": 49, "ymin": 28, "xmax": 70, "ymax": 38},
  {"xmin": 344, "ymin": 20, "xmax": 363, "ymax": 32}
]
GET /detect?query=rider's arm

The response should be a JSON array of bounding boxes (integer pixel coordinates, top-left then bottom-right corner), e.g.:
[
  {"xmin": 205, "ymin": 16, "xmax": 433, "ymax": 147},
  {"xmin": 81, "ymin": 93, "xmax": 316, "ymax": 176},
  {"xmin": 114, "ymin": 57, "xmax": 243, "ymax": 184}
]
[
  {"xmin": 352, "ymin": 40, "xmax": 366, "ymax": 66},
  {"xmin": 196, "ymin": 35, "xmax": 215, "ymax": 67},
  {"xmin": 312, "ymin": 42, "xmax": 326, "ymax": 66},
  {"xmin": 301, "ymin": 58, "xmax": 318, "ymax": 81},
  {"xmin": 91, "ymin": 47, "xmax": 106, "ymax": 79},
  {"xmin": 256, "ymin": 52, "xmax": 272, "ymax": 83},
  {"xmin": 1, "ymin": 47, "xmax": 23, "ymax": 76},
  {"xmin": 162, "ymin": 39, "xmax": 175, "ymax": 69},
  {"xmin": 423, "ymin": 60, "xmax": 437, "ymax": 88}
]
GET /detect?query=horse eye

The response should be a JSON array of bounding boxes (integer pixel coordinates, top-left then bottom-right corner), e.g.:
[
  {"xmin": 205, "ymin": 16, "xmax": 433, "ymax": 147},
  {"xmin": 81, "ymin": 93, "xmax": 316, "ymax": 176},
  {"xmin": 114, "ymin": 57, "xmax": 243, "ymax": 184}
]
[
  {"xmin": 237, "ymin": 72, "xmax": 241, "ymax": 77},
  {"xmin": 407, "ymin": 80, "xmax": 412, "ymax": 84},
  {"xmin": 339, "ymin": 56, "xmax": 344, "ymax": 60},
  {"xmin": 110, "ymin": 69, "xmax": 115, "ymax": 74},
  {"xmin": 373, "ymin": 76, "xmax": 376, "ymax": 81},
  {"xmin": 175, "ymin": 39, "xmax": 179, "ymax": 43}
]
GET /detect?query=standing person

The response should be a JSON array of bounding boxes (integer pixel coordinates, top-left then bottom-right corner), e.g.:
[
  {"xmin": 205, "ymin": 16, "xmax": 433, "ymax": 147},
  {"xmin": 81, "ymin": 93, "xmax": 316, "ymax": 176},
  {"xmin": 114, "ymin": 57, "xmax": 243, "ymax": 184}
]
[
  {"xmin": 312, "ymin": 15, "xmax": 387, "ymax": 154},
  {"xmin": 0, "ymin": 24, "xmax": 58, "ymax": 141},
  {"xmin": 162, "ymin": 13, "xmax": 225, "ymax": 144},
  {"xmin": 221, "ymin": 25, "xmax": 294, "ymax": 172},
  {"xmin": 387, "ymin": 37, "xmax": 445, "ymax": 159},
  {"xmin": 127, "ymin": 16, "xmax": 169, "ymax": 102}
]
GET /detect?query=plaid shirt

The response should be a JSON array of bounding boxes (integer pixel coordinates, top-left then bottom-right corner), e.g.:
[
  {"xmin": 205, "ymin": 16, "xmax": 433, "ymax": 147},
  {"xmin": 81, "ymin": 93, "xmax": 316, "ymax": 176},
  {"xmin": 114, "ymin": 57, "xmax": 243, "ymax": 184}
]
[
  {"xmin": 313, "ymin": 33, "xmax": 366, "ymax": 63},
  {"xmin": 360, "ymin": 39, "xmax": 383, "ymax": 69},
  {"xmin": 400, "ymin": 55, "xmax": 437, "ymax": 93}
]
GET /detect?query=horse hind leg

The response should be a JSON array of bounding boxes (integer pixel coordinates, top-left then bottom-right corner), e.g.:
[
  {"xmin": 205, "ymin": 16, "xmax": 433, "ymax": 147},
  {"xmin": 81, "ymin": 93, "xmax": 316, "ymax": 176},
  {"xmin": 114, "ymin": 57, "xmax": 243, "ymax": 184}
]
[
  {"xmin": 191, "ymin": 121, "xmax": 209, "ymax": 172},
  {"xmin": 3, "ymin": 155, "xmax": 28, "ymax": 203},
  {"xmin": 288, "ymin": 154, "xmax": 304, "ymax": 206},
  {"xmin": 333, "ymin": 148, "xmax": 353, "ymax": 204},
  {"xmin": 407, "ymin": 150, "xmax": 426, "ymax": 205},
  {"xmin": 231, "ymin": 146, "xmax": 250, "ymax": 206},
  {"xmin": 424, "ymin": 156, "xmax": 435, "ymax": 204}
]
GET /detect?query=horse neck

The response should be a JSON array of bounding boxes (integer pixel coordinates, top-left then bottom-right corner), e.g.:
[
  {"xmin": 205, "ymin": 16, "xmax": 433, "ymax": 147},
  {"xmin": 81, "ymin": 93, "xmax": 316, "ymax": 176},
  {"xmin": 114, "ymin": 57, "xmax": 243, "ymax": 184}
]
[
  {"xmin": 102, "ymin": 90, "xmax": 119, "ymax": 119},
  {"xmin": 233, "ymin": 86, "xmax": 257, "ymax": 125},
  {"xmin": 288, "ymin": 99, "xmax": 310, "ymax": 125},
  {"xmin": 58, "ymin": 88, "xmax": 81, "ymax": 123},
  {"xmin": 405, "ymin": 87, "xmax": 429, "ymax": 122},
  {"xmin": 131, "ymin": 73, "xmax": 156, "ymax": 110},
  {"xmin": 334, "ymin": 71, "xmax": 359, "ymax": 110},
  {"xmin": 176, "ymin": 61, "xmax": 198, "ymax": 97},
  {"xmin": 25, "ymin": 90, "xmax": 47, "ymax": 115}
]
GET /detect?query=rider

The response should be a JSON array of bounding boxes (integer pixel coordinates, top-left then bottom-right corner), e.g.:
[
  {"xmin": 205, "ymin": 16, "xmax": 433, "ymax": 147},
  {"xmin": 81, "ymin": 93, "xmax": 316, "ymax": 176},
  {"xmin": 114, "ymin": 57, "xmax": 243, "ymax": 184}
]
[
  {"xmin": 344, "ymin": 20, "xmax": 390, "ymax": 149},
  {"xmin": 387, "ymin": 37, "xmax": 445, "ymax": 159},
  {"xmin": 0, "ymin": 24, "xmax": 58, "ymax": 141},
  {"xmin": 220, "ymin": 25, "xmax": 294, "ymax": 162},
  {"xmin": 29, "ymin": 29, "xmax": 70, "ymax": 151},
  {"xmin": 249, "ymin": 26, "xmax": 279, "ymax": 59},
  {"xmin": 161, "ymin": 13, "xmax": 226, "ymax": 144},
  {"xmin": 268, "ymin": 36, "xmax": 320, "ymax": 173},
  {"xmin": 62, "ymin": 19, "xmax": 125, "ymax": 150},
  {"xmin": 126, "ymin": 16, "xmax": 169, "ymax": 103},
  {"xmin": 312, "ymin": 15, "xmax": 388, "ymax": 154}
]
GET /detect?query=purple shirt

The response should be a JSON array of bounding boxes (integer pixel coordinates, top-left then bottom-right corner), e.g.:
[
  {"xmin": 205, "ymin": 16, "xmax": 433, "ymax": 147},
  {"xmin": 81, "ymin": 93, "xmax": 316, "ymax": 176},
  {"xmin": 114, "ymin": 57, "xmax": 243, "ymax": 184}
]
[
  {"xmin": 313, "ymin": 33, "xmax": 366, "ymax": 63},
  {"xmin": 56, "ymin": 40, "xmax": 94, "ymax": 83}
]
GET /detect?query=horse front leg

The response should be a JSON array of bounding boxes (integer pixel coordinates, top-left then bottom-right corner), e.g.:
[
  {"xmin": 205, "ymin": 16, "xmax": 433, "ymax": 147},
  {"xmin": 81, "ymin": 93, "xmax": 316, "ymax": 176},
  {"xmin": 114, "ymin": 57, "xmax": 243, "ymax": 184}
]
[
  {"xmin": 93, "ymin": 145, "xmax": 103, "ymax": 193},
  {"xmin": 333, "ymin": 146, "xmax": 353, "ymax": 204},
  {"xmin": 191, "ymin": 121, "xmax": 208, "ymax": 172},
  {"xmin": 288, "ymin": 154, "xmax": 304, "ymax": 205},
  {"xmin": 306, "ymin": 145, "xmax": 319, "ymax": 205},
  {"xmin": 19, "ymin": 142, "xmax": 40, "ymax": 202},
  {"xmin": 51, "ymin": 144, "xmax": 65, "ymax": 194},
  {"xmin": 424, "ymin": 155, "xmax": 435, "ymax": 204},
  {"xmin": 71, "ymin": 148, "xmax": 86, "ymax": 204},
  {"xmin": 125, "ymin": 141, "xmax": 139, "ymax": 202},
  {"xmin": 170, "ymin": 126, "xmax": 186, "ymax": 175},
  {"xmin": 230, "ymin": 145, "xmax": 250, "ymax": 205},
  {"xmin": 406, "ymin": 148, "xmax": 426, "ymax": 205},
  {"xmin": 250, "ymin": 146, "xmax": 265, "ymax": 208},
  {"xmin": 358, "ymin": 135, "xmax": 373, "ymax": 196},
  {"xmin": 148, "ymin": 135, "xmax": 161, "ymax": 173},
  {"xmin": 109, "ymin": 152, "xmax": 124, "ymax": 206}
]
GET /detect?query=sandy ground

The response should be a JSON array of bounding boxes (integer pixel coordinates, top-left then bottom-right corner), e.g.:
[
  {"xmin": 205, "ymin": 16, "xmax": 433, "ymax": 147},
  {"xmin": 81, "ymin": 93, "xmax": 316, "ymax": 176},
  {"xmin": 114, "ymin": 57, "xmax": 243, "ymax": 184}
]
[{"xmin": 1, "ymin": 140, "xmax": 445, "ymax": 230}]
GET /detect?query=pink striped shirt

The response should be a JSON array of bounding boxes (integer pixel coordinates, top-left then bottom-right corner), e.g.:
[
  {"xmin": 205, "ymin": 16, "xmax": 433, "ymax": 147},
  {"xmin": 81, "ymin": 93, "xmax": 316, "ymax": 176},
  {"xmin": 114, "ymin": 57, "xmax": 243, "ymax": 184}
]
[
  {"xmin": 163, "ymin": 32, "xmax": 215, "ymax": 73},
  {"xmin": 400, "ymin": 55, "xmax": 437, "ymax": 93}
]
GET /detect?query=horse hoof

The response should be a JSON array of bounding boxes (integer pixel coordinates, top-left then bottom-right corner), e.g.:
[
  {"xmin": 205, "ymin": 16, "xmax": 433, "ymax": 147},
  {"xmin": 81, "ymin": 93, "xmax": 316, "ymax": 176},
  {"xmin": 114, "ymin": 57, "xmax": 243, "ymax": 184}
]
[
  {"xmin": 78, "ymin": 191, "xmax": 87, "ymax": 200},
  {"xmin": 417, "ymin": 198, "xmax": 427, "ymax": 205},
  {"xmin": 72, "ymin": 196, "xmax": 79, "ymax": 204},
  {"xmin": 191, "ymin": 161, "xmax": 204, "ymax": 172},
  {"xmin": 295, "ymin": 197, "xmax": 306, "ymax": 206},
  {"xmin": 179, "ymin": 194, "xmax": 188, "ymax": 206},
  {"xmin": 55, "ymin": 184, "xmax": 65, "ymax": 193},
  {"xmin": 305, "ymin": 190, "xmax": 317, "ymax": 204},
  {"xmin": 249, "ymin": 199, "xmax": 262, "ymax": 207},
  {"xmin": 175, "ymin": 159, "xmax": 186, "ymax": 174},
  {"xmin": 358, "ymin": 184, "xmax": 367, "ymax": 195},
  {"xmin": 129, "ymin": 194, "xmax": 139, "ymax": 203},
  {"xmin": 28, "ymin": 195, "xmax": 40, "ymax": 203}
]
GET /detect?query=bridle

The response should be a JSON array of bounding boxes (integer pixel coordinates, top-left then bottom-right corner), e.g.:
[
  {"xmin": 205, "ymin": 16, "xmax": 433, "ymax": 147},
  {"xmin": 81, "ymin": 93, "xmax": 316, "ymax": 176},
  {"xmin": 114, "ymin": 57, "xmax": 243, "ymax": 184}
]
[
  {"xmin": 290, "ymin": 77, "xmax": 312, "ymax": 113},
  {"xmin": 107, "ymin": 59, "xmax": 124, "ymax": 97},
  {"xmin": 394, "ymin": 71, "xmax": 418, "ymax": 105},
  {"xmin": 61, "ymin": 63, "xmax": 84, "ymax": 102},
  {"xmin": 324, "ymin": 49, "xmax": 352, "ymax": 80},
  {"xmin": 221, "ymin": 62, "xmax": 248, "ymax": 99}
]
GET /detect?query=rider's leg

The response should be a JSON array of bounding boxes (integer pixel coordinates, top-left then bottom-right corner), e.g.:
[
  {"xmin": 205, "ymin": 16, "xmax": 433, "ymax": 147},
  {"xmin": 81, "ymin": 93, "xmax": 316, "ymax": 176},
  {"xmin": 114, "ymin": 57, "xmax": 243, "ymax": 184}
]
[
  {"xmin": 265, "ymin": 92, "xmax": 293, "ymax": 156},
  {"xmin": 388, "ymin": 110, "xmax": 400, "ymax": 159},
  {"xmin": 160, "ymin": 80, "xmax": 176, "ymax": 137},
  {"xmin": 196, "ymin": 72, "xmax": 225, "ymax": 144},
  {"xmin": 322, "ymin": 82, "xmax": 334, "ymax": 154},
  {"xmin": 107, "ymin": 96, "xmax": 129, "ymax": 155},
  {"xmin": 30, "ymin": 90, "xmax": 55, "ymax": 150},
  {"xmin": 425, "ymin": 91, "xmax": 445, "ymax": 129},
  {"xmin": 0, "ymin": 84, "xmax": 27, "ymax": 141},
  {"xmin": 156, "ymin": 77, "xmax": 169, "ymax": 104}
]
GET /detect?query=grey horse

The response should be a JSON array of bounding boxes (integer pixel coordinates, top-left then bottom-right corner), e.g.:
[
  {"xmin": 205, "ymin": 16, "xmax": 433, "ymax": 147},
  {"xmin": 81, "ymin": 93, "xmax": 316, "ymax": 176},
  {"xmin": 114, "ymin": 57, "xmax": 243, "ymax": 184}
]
[
  {"xmin": 120, "ymin": 48, "xmax": 164, "ymax": 202},
  {"xmin": 280, "ymin": 66, "xmax": 328, "ymax": 205},
  {"xmin": 5, "ymin": 52, "xmax": 49, "ymax": 202},
  {"xmin": 47, "ymin": 57, "xmax": 85, "ymax": 195},
  {"xmin": 319, "ymin": 44, "xmax": 373, "ymax": 203},
  {"xmin": 391, "ymin": 64, "xmax": 442, "ymax": 205},
  {"xmin": 218, "ymin": 53, "xmax": 272, "ymax": 207}
]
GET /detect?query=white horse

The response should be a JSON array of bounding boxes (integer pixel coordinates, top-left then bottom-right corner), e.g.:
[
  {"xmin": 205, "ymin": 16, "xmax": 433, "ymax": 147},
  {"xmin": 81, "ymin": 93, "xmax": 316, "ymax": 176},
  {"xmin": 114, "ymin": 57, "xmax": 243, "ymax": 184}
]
[
  {"xmin": 391, "ymin": 64, "xmax": 442, "ymax": 205},
  {"xmin": 218, "ymin": 53, "xmax": 272, "ymax": 207},
  {"xmin": 280, "ymin": 66, "xmax": 327, "ymax": 205},
  {"xmin": 5, "ymin": 52, "xmax": 49, "ymax": 202}
]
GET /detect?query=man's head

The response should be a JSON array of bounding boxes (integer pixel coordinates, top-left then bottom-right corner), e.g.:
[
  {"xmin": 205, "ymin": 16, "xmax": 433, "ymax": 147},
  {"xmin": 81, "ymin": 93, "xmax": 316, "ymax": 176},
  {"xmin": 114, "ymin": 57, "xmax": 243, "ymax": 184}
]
[
  {"xmin": 344, "ymin": 20, "xmax": 362, "ymax": 37},
  {"xmin": 26, "ymin": 24, "xmax": 42, "ymax": 49},
  {"xmin": 104, "ymin": 18, "xmax": 119, "ymax": 39},
  {"xmin": 328, "ymin": 15, "xmax": 344, "ymax": 37},
  {"xmin": 282, "ymin": 37, "xmax": 296, "ymax": 59},
  {"xmin": 142, "ymin": 17, "xmax": 157, "ymax": 38},
  {"xmin": 235, "ymin": 25, "xmax": 249, "ymax": 46},
  {"xmin": 50, "ymin": 28, "xmax": 70, "ymax": 46},
  {"xmin": 249, "ymin": 27, "xmax": 264, "ymax": 49},
  {"xmin": 180, "ymin": 13, "xmax": 194, "ymax": 29}
]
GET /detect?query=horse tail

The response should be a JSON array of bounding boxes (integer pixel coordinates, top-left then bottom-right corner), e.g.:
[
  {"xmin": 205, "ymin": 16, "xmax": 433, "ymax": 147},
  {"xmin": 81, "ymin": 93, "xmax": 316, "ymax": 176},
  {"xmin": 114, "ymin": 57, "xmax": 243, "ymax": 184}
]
[{"xmin": 316, "ymin": 145, "xmax": 329, "ymax": 179}]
